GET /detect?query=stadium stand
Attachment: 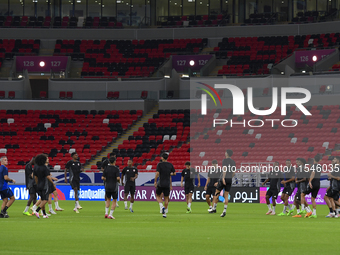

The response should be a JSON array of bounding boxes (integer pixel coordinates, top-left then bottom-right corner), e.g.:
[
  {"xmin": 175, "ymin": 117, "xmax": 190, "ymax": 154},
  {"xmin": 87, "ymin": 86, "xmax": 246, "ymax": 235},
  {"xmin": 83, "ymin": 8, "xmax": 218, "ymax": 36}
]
[
  {"xmin": 53, "ymin": 38, "xmax": 207, "ymax": 78},
  {"xmin": 215, "ymin": 33, "xmax": 340, "ymax": 76},
  {"xmin": 0, "ymin": 109, "xmax": 143, "ymax": 171}
]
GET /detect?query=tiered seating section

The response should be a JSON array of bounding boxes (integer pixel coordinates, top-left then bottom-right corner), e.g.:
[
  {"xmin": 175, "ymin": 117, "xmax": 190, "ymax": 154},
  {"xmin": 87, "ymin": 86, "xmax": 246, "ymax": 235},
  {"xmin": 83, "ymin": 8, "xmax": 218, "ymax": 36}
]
[
  {"xmin": 99, "ymin": 109, "xmax": 190, "ymax": 172},
  {"xmin": 0, "ymin": 16, "xmax": 122, "ymax": 28},
  {"xmin": 291, "ymin": 9, "xmax": 338, "ymax": 23},
  {"xmin": 190, "ymin": 105, "xmax": 340, "ymax": 169},
  {"xmin": 0, "ymin": 109, "xmax": 142, "ymax": 171},
  {"xmin": 160, "ymin": 14, "xmax": 227, "ymax": 27},
  {"xmin": 215, "ymin": 33, "xmax": 340, "ymax": 76},
  {"xmin": 0, "ymin": 39, "xmax": 40, "ymax": 60},
  {"xmin": 54, "ymin": 38, "xmax": 207, "ymax": 78},
  {"xmin": 244, "ymin": 13, "xmax": 277, "ymax": 24}
]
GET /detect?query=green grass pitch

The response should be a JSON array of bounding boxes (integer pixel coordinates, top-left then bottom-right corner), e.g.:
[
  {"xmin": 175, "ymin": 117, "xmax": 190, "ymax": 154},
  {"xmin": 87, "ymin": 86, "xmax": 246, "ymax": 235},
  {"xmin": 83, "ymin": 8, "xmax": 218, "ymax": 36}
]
[{"xmin": 0, "ymin": 201, "xmax": 338, "ymax": 255}]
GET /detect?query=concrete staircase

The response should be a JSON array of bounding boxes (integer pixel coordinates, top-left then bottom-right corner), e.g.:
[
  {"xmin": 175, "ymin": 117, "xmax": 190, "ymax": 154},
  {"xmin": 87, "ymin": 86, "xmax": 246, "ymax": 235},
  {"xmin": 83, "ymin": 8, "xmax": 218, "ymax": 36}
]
[{"xmin": 84, "ymin": 103, "xmax": 159, "ymax": 169}]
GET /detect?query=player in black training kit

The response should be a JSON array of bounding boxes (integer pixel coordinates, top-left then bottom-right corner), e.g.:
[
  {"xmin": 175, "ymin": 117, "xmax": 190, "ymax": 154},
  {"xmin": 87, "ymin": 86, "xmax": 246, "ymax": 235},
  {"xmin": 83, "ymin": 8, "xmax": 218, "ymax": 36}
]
[
  {"xmin": 154, "ymin": 153, "xmax": 175, "ymax": 218},
  {"xmin": 102, "ymin": 157, "xmax": 120, "ymax": 219},
  {"xmin": 303, "ymin": 154, "xmax": 322, "ymax": 218},
  {"xmin": 65, "ymin": 152, "xmax": 83, "ymax": 213},
  {"xmin": 23, "ymin": 157, "xmax": 36, "ymax": 216},
  {"xmin": 208, "ymin": 149, "xmax": 236, "ymax": 217},
  {"xmin": 181, "ymin": 161, "xmax": 200, "ymax": 213},
  {"xmin": 101, "ymin": 153, "xmax": 119, "ymax": 205},
  {"xmin": 278, "ymin": 159, "xmax": 295, "ymax": 216},
  {"xmin": 262, "ymin": 161, "xmax": 281, "ymax": 216},
  {"xmin": 292, "ymin": 158, "xmax": 308, "ymax": 217},
  {"xmin": 122, "ymin": 159, "xmax": 138, "ymax": 213},
  {"xmin": 325, "ymin": 156, "xmax": 340, "ymax": 218},
  {"xmin": 33, "ymin": 154, "xmax": 54, "ymax": 219},
  {"xmin": 204, "ymin": 160, "xmax": 219, "ymax": 211}
]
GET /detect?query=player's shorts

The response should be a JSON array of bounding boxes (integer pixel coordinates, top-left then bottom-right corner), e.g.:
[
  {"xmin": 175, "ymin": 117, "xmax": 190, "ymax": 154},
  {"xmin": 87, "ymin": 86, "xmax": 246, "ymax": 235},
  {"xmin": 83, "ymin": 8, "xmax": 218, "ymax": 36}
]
[
  {"xmin": 206, "ymin": 186, "xmax": 216, "ymax": 196},
  {"xmin": 124, "ymin": 184, "xmax": 136, "ymax": 195},
  {"xmin": 216, "ymin": 181, "xmax": 232, "ymax": 193},
  {"xmin": 0, "ymin": 188, "xmax": 14, "ymax": 199},
  {"xmin": 295, "ymin": 191, "xmax": 301, "ymax": 201},
  {"xmin": 326, "ymin": 188, "xmax": 339, "ymax": 201},
  {"xmin": 304, "ymin": 185, "xmax": 320, "ymax": 198},
  {"xmin": 184, "ymin": 185, "xmax": 194, "ymax": 194},
  {"xmin": 300, "ymin": 182, "xmax": 307, "ymax": 194},
  {"xmin": 266, "ymin": 189, "xmax": 278, "ymax": 199},
  {"xmin": 37, "ymin": 189, "xmax": 49, "ymax": 201},
  {"xmin": 48, "ymin": 183, "xmax": 56, "ymax": 194},
  {"xmin": 71, "ymin": 181, "xmax": 80, "ymax": 190},
  {"xmin": 156, "ymin": 186, "xmax": 170, "ymax": 197},
  {"xmin": 282, "ymin": 186, "xmax": 293, "ymax": 196},
  {"xmin": 29, "ymin": 185, "xmax": 37, "ymax": 195},
  {"xmin": 106, "ymin": 191, "xmax": 118, "ymax": 200}
]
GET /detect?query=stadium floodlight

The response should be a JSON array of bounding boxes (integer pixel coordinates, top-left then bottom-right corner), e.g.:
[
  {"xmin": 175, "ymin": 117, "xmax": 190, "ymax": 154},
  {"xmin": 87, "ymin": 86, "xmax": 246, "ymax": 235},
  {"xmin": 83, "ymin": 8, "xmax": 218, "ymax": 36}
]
[
  {"xmin": 189, "ymin": 60, "xmax": 195, "ymax": 66},
  {"xmin": 182, "ymin": 74, "xmax": 189, "ymax": 78},
  {"xmin": 39, "ymin": 61, "xmax": 45, "ymax": 67},
  {"xmin": 280, "ymin": 71, "xmax": 284, "ymax": 75},
  {"xmin": 18, "ymin": 75, "xmax": 23, "ymax": 78},
  {"xmin": 312, "ymin": 55, "xmax": 317, "ymax": 62},
  {"xmin": 164, "ymin": 75, "xmax": 170, "ymax": 78},
  {"xmin": 302, "ymin": 70, "xmax": 306, "ymax": 73}
]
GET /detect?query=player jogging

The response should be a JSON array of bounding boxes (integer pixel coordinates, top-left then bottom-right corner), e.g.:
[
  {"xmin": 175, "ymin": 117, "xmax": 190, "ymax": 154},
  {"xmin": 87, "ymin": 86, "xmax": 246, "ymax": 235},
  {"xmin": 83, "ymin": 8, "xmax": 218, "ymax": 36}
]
[
  {"xmin": 208, "ymin": 149, "xmax": 236, "ymax": 217},
  {"xmin": 102, "ymin": 157, "xmax": 120, "ymax": 219},
  {"xmin": 0, "ymin": 156, "xmax": 16, "ymax": 218},
  {"xmin": 33, "ymin": 154, "xmax": 54, "ymax": 219},
  {"xmin": 121, "ymin": 159, "xmax": 138, "ymax": 213},
  {"xmin": 278, "ymin": 159, "xmax": 295, "ymax": 216},
  {"xmin": 262, "ymin": 161, "xmax": 281, "ymax": 216},
  {"xmin": 23, "ymin": 157, "xmax": 36, "ymax": 216},
  {"xmin": 292, "ymin": 158, "xmax": 308, "ymax": 218},
  {"xmin": 154, "ymin": 153, "xmax": 175, "ymax": 218},
  {"xmin": 65, "ymin": 152, "xmax": 83, "ymax": 213},
  {"xmin": 324, "ymin": 156, "xmax": 340, "ymax": 218},
  {"xmin": 303, "ymin": 154, "xmax": 322, "ymax": 218},
  {"xmin": 181, "ymin": 161, "xmax": 200, "ymax": 213},
  {"xmin": 204, "ymin": 160, "xmax": 219, "ymax": 211}
]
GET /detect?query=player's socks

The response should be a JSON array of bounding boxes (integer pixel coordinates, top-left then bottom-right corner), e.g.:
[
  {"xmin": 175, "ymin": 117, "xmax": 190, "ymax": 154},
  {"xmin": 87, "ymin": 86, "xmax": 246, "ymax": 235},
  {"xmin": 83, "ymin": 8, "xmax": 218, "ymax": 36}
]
[
  {"xmin": 287, "ymin": 205, "xmax": 292, "ymax": 210},
  {"xmin": 297, "ymin": 209, "xmax": 300, "ymax": 214},
  {"xmin": 283, "ymin": 206, "xmax": 287, "ymax": 213},
  {"xmin": 55, "ymin": 201, "xmax": 59, "ymax": 208},
  {"xmin": 130, "ymin": 203, "xmax": 133, "ymax": 209},
  {"xmin": 209, "ymin": 206, "xmax": 212, "ymax": 209},
  {"xmin": 48, "ymin": 204, "xmax": 53, "ymax": 211},
  {"xmin": 124, "ymin": 201, "xmax": 128, "ymax": 208},
  {"xmin": 32, "ymin": 205, "xmax": 37, "ymax": 211},
  {"xmin": 213, "ymin": 203, "xmax": 217, "ymax": 210},
  {"xmin": 159, "ymin": 202, "xmax": 163, "ymax": 209},
  {"xmin": 267, "ymin": 204, "xmax": 272, "ymax": 210},
  {"xmin": 223, "ymin": 205, "xmax": 228, "ymax": 213},
  {"xmin": 291, "ymin": 205, "xmax": 295, "ymax": 210},
  {"xmin": 188, "ymin": 203, "xmax": 191, "ymax": 209},
  {"xmin": 329, "ymin": 208, "xmax": 333, "ymax": 213},
  {"xmin": 24, "ymin": 206, "xmax": 29, "ymax": 213},
  {"xmin": 3, "ymin": 206, "xmax": 8, "ymax": 213},
  {"xmin": 306, "ymin": 206, "xmax": 311, "ymax": 213},
  {"xmin": 109, "ymin": 210, "xmax": 114, "ymax": 216},
  {"xmin": 36, "ymin": 207, "xmax": 41, "ymax": 212},
  {"xmin": 313, "ymin": 209, "xmax": 316, "ymax": 215},
  {"xmin": 272, "ymin": 206, "xmax": 276, "ymax": 213},
  {"xmin": 42, "ymin": 210, "xmax": 46, "ymax": 216},
  {"xmin": 301, "ymin": 204, "xmax": 305, "ymax": 211},
  {"xmin": 105, "ymin": 207, "xmax": 109, "ymax": 215}
]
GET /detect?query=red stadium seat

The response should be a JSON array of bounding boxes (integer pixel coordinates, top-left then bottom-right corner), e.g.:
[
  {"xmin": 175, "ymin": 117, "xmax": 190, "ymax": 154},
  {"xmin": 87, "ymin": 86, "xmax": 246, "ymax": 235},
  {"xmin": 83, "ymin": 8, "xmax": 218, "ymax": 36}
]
[
  {"xmin": 59, "ymin": 91, "xmax": 66, "ymax": 99},
  {"xmin": 66, "ymin": 91, "xmax": 73, "ymax": 99},
  {"xmin": 8, "ymin": 91, "xmax": 15, "ymax": 99},
  {"xmin": 40, "ymin": 91, "xmax": 47, "ymax": 99}
]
